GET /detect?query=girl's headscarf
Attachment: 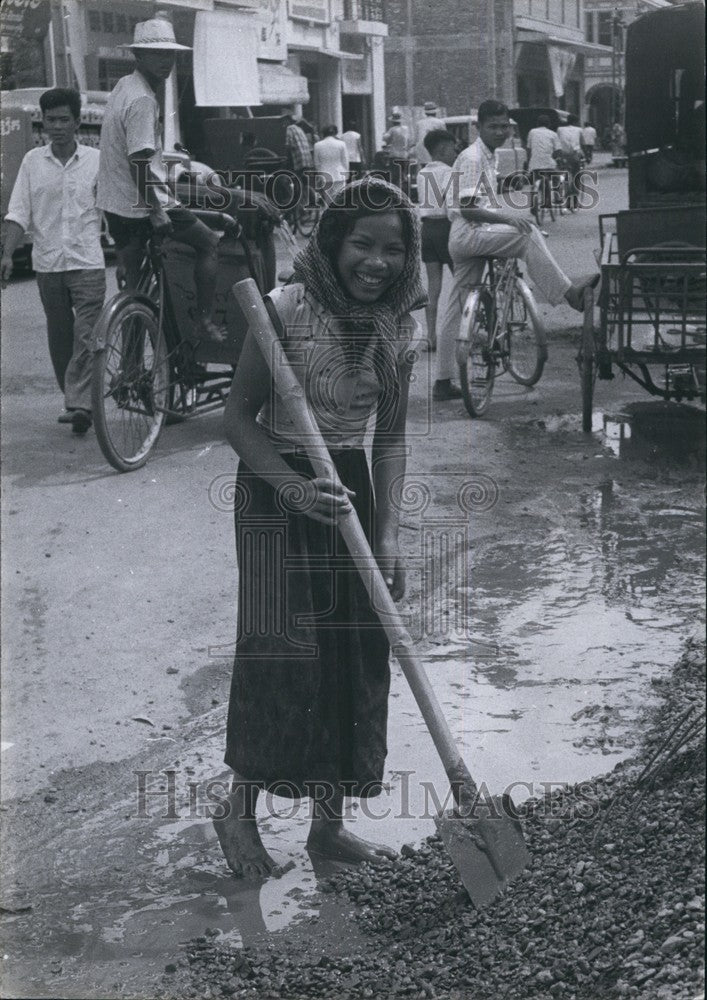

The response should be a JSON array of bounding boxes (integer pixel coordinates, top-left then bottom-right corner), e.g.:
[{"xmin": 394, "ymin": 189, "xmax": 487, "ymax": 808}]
[{"xmin": 292, "ymin": 178, "xmax": 427, "ymax": 422}]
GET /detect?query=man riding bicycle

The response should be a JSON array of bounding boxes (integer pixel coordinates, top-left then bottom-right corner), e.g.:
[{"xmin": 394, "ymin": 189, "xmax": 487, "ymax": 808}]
[
  {"xmin": 435, "ymin": 100, "xmax": 598, "ymax": 398},
  {"xmin": 97, "ymin": 13, "xmax": 226, "ymax": 342}
]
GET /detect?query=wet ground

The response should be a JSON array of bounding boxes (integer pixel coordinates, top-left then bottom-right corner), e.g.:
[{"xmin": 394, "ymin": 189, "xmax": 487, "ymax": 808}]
[{"xmin": 1, "ymin": 165, "xmax": 705, "ymax": 998}]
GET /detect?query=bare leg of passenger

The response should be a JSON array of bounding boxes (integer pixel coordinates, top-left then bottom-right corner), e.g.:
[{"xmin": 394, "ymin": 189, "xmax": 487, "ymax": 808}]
[
  {"xmin": 306, "ymin": 786, "xmax": 397, "ymax": 864},
  {"xmin": 424, "ymin": 261, "xmax": 442, "ymax": 351},
  {"xmin": 213, "ymin": 776, "xmax": 281, "ymax": 878}
]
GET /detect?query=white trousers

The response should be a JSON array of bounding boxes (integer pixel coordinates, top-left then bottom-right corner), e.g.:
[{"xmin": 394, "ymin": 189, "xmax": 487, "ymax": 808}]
[{"xmin": 436, "ymin": 221, "xmax": 571, "ymax": 380}]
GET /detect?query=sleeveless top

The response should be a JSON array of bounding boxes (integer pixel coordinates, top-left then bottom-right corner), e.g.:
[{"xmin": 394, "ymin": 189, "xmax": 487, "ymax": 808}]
[{"xmin": 257, "ymin": 283, "xmax": 419, "ymax": 453}]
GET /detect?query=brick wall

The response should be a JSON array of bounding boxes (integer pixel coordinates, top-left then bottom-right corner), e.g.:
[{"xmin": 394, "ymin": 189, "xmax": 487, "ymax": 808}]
[{"xmin": 383, "ymin": 0, "xmax": 515, "ymax": 114}]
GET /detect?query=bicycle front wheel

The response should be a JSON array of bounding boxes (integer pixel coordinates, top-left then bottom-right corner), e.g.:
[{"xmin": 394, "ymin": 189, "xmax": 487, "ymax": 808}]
[
  {"xmin": 459, "ymin": 288, "xmax": 495, "ymax": 418},
  {"xmin": 92, "ymin": 295, "xmax": 170, "ymax": 472},
  {"xmin": 504, "ymin": 277, "xmax": 547, "ymax": 386}
]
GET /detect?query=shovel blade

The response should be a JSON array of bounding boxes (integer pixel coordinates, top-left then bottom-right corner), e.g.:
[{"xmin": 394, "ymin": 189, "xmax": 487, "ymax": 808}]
[{"xmin": 435, "ymin": 798, "xmax": 531, "ymax": 909}]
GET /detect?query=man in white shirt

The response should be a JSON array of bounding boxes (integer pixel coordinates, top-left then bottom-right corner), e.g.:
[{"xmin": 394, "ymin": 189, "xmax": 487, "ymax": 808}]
[
  {"xmin": 581, "ymin": 122, "xmax": 597, "ymax": 164},
  {"xmin": 414, "ymin": 101, "xmax": 446, "ymax": 166},
  {"xmin": 435, "ymin": 100, "xmax": 598, "ymax": 400},
  {"xmin": 381, "ymin": 111, "xmax": 412, "ymax": 191},
  {"xmin": 313, "ymin": 126, "xmax": 349, "ymax": 203},
  {"xmin": 526, "ymin": 114, "xmax": 562, "ymax": 173},
  {"xmin": 340, "ymin": 120, "xmax": 366, "ymax": 181},
  {"xmin": 98, "ymin": 14, "xmax": 225, "ymax": 341},
  {"xmin": 1, "ymin": 88, "xmax": 105, "ymax": 434},
  {"xmin": 416, "ymin": 129, "xmax": 457, "ymax": 356},
  {"xmin": 557, "ymin": 114, "xmax": 584, "ymax": 210}
]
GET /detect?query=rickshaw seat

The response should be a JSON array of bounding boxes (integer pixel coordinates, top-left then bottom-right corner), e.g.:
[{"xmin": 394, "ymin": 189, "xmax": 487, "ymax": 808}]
[{"xmin": 616, "ymin": 206, "xmax": 706, "ymax": 257}]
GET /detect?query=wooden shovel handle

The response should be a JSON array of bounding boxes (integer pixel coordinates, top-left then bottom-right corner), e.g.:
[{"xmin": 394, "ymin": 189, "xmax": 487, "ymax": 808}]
[{"xmin": 232, "ymin": 279, "xmax": 478, "ymax": 805}]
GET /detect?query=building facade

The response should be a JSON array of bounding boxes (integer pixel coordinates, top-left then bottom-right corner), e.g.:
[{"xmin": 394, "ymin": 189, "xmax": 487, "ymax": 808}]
[
  {"xmin": 382, "ymin": 0, "xmax": 515, "ymax": 120},
  {"xmin": 514, "ymin": 0, "xmax": 608, "ymax": 116},
  {"xmin": 583, "ymin": 0, "xmax": 671, "ymax": 144},
  {"xmin": 0, "ymin": 0, "xmax": 388, "ymax": 162}
]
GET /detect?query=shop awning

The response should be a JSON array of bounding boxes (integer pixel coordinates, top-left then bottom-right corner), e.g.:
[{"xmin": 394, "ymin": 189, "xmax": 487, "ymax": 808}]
[
  {"xmin": 516, "ymin": 30, "xmax": 611, "ymax": 56},
  {"xmin": 288, "ymin": 43, "xmax": 364, "ymax": 60},
  {"xmin": 193, "ymin": 10, "xmax": 261, "ymax": 106},
  {"xmin": 258, "ymin": 63, "xmax": 310, "ymax": 104}
]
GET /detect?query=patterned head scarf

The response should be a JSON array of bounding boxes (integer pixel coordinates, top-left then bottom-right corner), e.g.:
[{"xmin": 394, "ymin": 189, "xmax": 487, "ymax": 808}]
[{"xmin": 292, "ymin": 178, "xmax": 427, "ymax": 421}]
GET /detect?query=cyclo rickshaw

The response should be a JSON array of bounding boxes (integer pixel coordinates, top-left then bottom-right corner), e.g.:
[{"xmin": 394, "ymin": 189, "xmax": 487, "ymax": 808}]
[
  {"xmin": 91, "ymin": 162, "xmax": 281, "ymax": 473},
  {"xmin": 578, "ymin": 1, "xmax": 706, "ymax": 432}
]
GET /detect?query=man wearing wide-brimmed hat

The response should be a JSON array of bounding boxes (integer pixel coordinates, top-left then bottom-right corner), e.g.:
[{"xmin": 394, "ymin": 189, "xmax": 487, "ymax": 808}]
[
  {"xmin": 97, "ymin": 13, "xmax": 226, "ymax": 341},
  {"xmin": 414, "ymin": 100, "xmax": 446, "ymax": 166}
]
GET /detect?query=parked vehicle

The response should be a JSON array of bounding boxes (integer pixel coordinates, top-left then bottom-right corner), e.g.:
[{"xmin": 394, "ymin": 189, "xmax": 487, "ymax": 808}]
[{"xmin": 577, "ymin": 1, "xmax": 705, "ymax": 431}]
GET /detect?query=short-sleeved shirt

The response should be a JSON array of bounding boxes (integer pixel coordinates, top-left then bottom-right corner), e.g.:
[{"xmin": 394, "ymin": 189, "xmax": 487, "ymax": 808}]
[
  {"xmin": 382, "ymin": 124, "xmax": 410, "ymax": 159},
  {"xmin": 581, "ymin": 125, "xmax": 597, "ymax": 146},
  {"xmin": 414, "ymin": 117, "xmax": 446, "ymax": 165},
  {"xmin": 5, "ymin": 143, "xmax": 104, "ymax": 272},
  {"xmin": 285, "ymin": 123, "xmax": 314, "ymax": 172},
  {"xmin": 340, "ymin": 130, "xmax": 363, "ymax": 163},
  {"xmin": 97, "ymin": 70, "xmax": 178, "ymax": 218},
  {"xmin": 557, "ymin": 125, "xmax": 583, "ymax": 155},
  {"xmin": 257, "ymin": 283, "xmax": 418, "ymax": 452},
  {"xmin": 445, "ymin": 138, "xmax": 498, "ymax": 224},
  {"xmin": 417, "ymin": 160, "xmax": 454, "ymax": 218},
  {"xmin": 526, "ymin": 126, "xmax": 560, "ymax": 172}
]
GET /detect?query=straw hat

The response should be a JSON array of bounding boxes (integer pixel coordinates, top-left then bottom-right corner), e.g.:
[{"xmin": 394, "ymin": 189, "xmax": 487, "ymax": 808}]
[
  {"xmin": 423, "ymin": 101, "xmax": 438, "ymax": 114},
  {"xmin": 127, "ymin": 16, "xmax": 191, "ymax": 50}
]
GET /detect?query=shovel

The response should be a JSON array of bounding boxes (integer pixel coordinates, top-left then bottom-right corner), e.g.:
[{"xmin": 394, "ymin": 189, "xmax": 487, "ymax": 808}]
[{"xmin": 232, "ymin": 278, "xmax": 531, "ymax": 908}]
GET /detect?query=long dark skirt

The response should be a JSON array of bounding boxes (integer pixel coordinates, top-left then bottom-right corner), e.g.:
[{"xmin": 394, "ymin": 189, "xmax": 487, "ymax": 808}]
[{"xmin": 225, "ymin": 449, "xmax": 391, "ymax": 799}]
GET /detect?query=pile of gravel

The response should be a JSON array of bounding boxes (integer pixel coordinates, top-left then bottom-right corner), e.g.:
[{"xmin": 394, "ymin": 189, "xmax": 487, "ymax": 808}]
[{"xmin": 163, "ymin": 640, "xmax": 705, "ymax": 1000}]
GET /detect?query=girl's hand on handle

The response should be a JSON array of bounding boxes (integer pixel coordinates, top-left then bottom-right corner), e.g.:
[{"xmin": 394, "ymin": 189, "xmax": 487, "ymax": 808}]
[
  {"xmin": 376, "ymin": 538, "xmax": 406, "ymax": 602},
  {"xmin": 281, "ymin": 475, "xmax": 355, "ymax": 525}
]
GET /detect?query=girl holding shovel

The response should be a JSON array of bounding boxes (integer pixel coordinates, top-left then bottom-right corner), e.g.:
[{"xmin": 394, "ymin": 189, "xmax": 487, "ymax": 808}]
[{"xmin": 217, "ymin": 177, "xmax": 427, "ymax": 877}]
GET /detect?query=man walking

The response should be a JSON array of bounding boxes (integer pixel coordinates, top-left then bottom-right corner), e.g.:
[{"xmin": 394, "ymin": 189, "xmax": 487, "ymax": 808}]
[
  {"xmin": 581, "ymin": 121, "xmax": 597, "ymax": 164},
  {"xmin": 414, "ymin": 101, "xmax": 446, "ymax": 166},
  {"xmin": 382, "ymin": 111, "xmax": 412, "ymax": 191},
  {"xmin": 313, "ymin": 125, "xmax": 349, "ymax": 203},
  {"xmin": 340, "ymin": 120, "xmax": 366, "ymax": 181},
  {"xmin": 98, "ymin": 13, "xmax": 225, "ymax": 341},
  {"xmin": 434, "ymin": 100, "xmax": 598, "ymax": 401},
  {"xmin": 1, "ymin": 88, "xmax": 105, "ymax": 435}
]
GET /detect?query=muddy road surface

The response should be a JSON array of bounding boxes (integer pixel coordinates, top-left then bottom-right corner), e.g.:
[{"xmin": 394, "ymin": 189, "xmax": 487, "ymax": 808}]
[{"xmin": 1, "ymin": 163, "xmax": 704, "ymax": 998}]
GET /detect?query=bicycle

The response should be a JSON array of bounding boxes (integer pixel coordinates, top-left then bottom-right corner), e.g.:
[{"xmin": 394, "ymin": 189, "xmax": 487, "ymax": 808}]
[
  {"xmin": 530, "ymin": 168, "xmax": 570, "ymax": 225},
  {"xmin": 92, "ymin": 209, "xmax": 269, "ymax": 472},
  {"xmin": 456, "ymin": 257, "xmax": 548, "ymax": 418}
]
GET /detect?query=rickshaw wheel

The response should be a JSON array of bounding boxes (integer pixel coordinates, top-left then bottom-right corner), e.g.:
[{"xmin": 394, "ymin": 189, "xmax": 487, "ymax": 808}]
[
  {"xmin": 459, "ymin": 289, "xmax": 495, "ymax": 418},
  {"xmin": 92, "ymin": 296, "xmax": 170, "ymax": 472}
]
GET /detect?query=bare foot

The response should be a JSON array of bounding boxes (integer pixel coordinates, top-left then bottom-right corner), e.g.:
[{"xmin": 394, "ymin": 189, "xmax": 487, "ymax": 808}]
[
  {"xmin": 212, "ymin": 791, "xmax": 281, "ymax": 879},
  {"xmin": 307, "ymin": 825, "xmax": 397, "ymax": 865}
]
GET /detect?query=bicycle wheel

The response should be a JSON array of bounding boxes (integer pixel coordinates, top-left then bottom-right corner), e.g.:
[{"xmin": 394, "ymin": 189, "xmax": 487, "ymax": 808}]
[
  {"xmin": 459, "ymin": 288, "xmax": 495, "ymax": 418},
  {"xmin": 531, "ymin": 183, "xmax": 545, "ymax": 226},
  {"xmin": 579, "ymin": 286, "xmax": 596, "ymax": 433},
  {"xmin": 504, "ymin": 276, "xmax": 547, "ymax": 386},
  {"xmin": 92, "ymin": 294, "xmax": 170, "ymax": 472},
  {"xmin": 545, "ymin": 175, "xmax": 556, "ymax": 223}
]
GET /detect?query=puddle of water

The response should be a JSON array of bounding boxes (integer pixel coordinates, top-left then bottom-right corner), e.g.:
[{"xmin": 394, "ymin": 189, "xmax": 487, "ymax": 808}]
[{"xmin": 599, "ymin": 402, "xmax": 704, "ymax": 461}]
